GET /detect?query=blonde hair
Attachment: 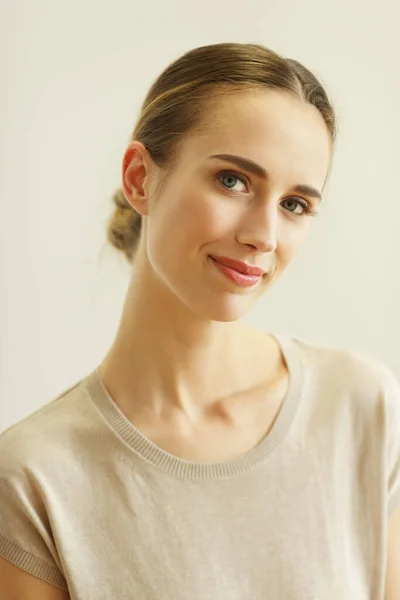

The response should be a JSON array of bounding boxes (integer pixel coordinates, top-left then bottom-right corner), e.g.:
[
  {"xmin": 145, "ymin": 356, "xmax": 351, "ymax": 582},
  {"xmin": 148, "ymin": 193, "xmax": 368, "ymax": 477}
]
[{"xmin": 107, "ymin": 42, "xmax": 336, "ymax": 262}]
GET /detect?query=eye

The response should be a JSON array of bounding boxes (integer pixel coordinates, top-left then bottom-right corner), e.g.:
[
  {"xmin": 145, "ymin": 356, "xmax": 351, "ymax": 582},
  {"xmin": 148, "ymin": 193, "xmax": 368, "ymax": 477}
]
[
  {"xmin": 281, "ymin": 197, "xmax": 316, "ymax": 217},
  {"xmin": 215, "ymin": 172, "xmax": 319, "ymax": 218},
  {"xmin": 216, "ymin": 170, "xmax": 248, "ymax": 193}
]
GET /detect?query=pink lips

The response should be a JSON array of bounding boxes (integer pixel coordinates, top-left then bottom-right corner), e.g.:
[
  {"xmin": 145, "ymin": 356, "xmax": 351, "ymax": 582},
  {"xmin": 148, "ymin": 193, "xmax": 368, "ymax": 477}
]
[{"xmin": 209, "ymin": 255, "xmax": 266, "ymax": 288}]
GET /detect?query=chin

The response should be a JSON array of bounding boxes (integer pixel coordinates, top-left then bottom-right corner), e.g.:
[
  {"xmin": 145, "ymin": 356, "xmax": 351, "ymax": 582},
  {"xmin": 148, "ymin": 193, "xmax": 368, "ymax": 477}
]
[
  {"xmin": 192, "ymin": 295, "xmax": 256, "ymax": 323},
  {"xmin": 173, "ymin": 273, "xmax": 273, "ymax": 322}
]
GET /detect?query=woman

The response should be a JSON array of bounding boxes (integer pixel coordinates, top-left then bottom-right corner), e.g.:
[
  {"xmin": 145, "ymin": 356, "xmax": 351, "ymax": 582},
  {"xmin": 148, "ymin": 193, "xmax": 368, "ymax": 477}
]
[{"xmin": 0, "ymin": 42, "xmax": 399, "ymax": 600}]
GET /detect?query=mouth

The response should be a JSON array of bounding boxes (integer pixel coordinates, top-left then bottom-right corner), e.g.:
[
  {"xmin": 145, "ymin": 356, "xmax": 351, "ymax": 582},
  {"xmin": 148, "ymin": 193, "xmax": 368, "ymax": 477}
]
[{"xmin": 209, "ymin": 255, "xmax": 266, "ymax": 288}]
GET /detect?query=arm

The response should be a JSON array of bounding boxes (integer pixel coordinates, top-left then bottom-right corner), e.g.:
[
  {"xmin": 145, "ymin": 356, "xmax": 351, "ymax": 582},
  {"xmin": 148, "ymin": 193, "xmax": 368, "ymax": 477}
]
[
  {"xmin": 0, "ymin": 556, "xmax": 70, "ymax": 600},
  {"xmin": 385, "ymin": 504, "xmax": 400, "ymax": 599}
]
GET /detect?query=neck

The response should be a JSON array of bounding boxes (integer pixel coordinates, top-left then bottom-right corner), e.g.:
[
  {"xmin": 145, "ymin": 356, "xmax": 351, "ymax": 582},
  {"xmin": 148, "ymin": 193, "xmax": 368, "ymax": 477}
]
[{"xmin": 98, "ymin": 252, "xmax": 279, "ymax": 419}]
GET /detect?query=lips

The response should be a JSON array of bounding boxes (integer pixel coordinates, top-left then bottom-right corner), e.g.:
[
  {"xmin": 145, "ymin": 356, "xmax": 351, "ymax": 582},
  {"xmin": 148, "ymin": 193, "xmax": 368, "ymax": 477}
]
[{"xmin": 209, "ymin": 255, "xmax": 266, "ymax": 276}]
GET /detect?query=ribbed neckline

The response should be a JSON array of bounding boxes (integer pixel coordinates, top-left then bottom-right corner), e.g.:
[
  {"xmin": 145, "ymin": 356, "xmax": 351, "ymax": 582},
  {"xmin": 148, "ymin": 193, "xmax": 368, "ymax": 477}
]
[{"xmin": 85, "ymin": 333, "xmax": 305, "ymax": 481}]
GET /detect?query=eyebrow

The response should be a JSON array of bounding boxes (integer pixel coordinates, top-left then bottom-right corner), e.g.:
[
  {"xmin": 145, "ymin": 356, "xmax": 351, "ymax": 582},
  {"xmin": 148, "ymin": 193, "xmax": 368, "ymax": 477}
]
[{"xmin": 208, "ymin": 153, "xmax": 323, "ymax": 202}]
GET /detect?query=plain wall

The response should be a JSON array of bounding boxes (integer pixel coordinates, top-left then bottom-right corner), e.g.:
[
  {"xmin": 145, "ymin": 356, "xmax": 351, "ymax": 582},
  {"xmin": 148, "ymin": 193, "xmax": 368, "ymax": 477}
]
[{"xmin": 1, "ymin": 0, "xmax": 399, "ymax": 431}]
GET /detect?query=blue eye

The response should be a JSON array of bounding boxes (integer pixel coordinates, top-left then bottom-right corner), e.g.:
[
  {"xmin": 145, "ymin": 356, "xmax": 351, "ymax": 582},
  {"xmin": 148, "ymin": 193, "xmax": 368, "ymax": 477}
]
[
  {"xmin": 281, "ymin": 198, "xmax": 308, "ymax": 215},
  {"xmin": 216, "ymin": 170, "xmax": 319, "ymax": 218},
  {"xmin": 281, "ymin": 198, "xmax": 319, "ymax": 217},
  {"xmin": 217, "ymin": 170, "xmax": 248, "ymax": 192}
]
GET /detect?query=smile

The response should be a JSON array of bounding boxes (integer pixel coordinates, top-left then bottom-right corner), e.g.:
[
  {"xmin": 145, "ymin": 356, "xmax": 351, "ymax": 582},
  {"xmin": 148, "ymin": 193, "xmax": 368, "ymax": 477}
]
[{"xmin": 209, "ymin": 256, "xmax": 264, "ymax": 288}]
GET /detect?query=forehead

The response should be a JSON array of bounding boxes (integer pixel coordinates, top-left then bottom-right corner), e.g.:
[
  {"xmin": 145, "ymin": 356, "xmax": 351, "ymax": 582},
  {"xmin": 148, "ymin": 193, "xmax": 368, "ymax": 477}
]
[{"xmin": 180, "ymin": 90, "xmax": 332, "ymax": 189}]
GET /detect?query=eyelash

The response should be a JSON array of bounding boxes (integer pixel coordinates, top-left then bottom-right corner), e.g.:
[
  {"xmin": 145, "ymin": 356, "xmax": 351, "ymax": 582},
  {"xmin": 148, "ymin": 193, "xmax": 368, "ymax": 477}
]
[{"xmin": 215, "ymin": 170, "xmax": 319, "ymax": 218}]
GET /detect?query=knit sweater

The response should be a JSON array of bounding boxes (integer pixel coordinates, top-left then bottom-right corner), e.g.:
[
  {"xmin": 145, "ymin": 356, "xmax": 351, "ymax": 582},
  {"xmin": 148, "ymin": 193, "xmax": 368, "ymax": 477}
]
[{"xmin": 1, "ymin": 334, "xmax": 400, "ymax": 599}]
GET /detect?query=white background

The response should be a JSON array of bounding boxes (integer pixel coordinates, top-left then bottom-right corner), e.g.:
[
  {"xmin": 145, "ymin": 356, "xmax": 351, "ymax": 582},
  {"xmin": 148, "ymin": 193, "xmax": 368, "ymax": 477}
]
[{"xmin": 1, "ymin": 0, "xmax": 399, "ymax": 430}]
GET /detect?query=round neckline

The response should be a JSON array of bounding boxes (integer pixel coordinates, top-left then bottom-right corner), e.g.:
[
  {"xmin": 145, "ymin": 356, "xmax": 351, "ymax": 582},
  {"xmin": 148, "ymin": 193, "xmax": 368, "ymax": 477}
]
[{"xmin": 86, "ymin": 333, "xmax": 305, "ymax": 481}]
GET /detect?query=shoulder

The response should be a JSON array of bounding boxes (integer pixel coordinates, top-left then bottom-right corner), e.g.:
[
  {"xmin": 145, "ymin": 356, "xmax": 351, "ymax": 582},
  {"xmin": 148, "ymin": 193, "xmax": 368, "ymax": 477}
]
[
  {"xmin": 285, "ymin": 333, "xmax": 400, "ymax": 417},
  {"xmin": 0, "ymin": 378, "xmax": 91, "ymax": 593},
  {"xmin": 0, "ymin": 375, "xmax": 92, "ymax": 479},
  {"xmin": 283, "ymin": 335, "xmax": 400, "ymax": 515},
  {"xmin": 289, "ymin": 333, "xmax": 399, "ymax": 388}
]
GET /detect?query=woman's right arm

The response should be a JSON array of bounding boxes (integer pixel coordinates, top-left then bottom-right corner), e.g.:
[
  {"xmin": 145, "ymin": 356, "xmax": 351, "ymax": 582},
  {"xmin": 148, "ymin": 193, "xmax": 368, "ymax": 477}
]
[{"xmin": 0, "ymin": 556, "xmax": 70, "ymax": 600}]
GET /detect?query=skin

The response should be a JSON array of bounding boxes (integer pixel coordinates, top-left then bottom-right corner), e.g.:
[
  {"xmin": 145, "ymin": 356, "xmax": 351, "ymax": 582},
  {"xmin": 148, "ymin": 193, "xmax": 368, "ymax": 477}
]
[
  {"xmin": 386, "ymin": 505, "xmax": 400, "ymax": 599},
  {"xmin": 0, "ymin": 556, "xmax": 70, "ymax": 599}
]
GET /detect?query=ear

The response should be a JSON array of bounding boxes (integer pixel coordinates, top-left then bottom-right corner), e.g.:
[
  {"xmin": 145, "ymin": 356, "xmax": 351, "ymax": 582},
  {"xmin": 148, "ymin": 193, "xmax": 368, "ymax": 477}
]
[{"xmin": 121, "ymin": 142, "xmax": 154, "ymax": 216}]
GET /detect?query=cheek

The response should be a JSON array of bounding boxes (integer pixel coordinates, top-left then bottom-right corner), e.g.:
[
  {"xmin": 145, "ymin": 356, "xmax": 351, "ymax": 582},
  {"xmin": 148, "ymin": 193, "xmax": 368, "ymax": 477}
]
[
  {"xmin": 179, "ymin": 194, "xmax": 216, "ymax": 232},
  {"xmin": 146, "ymin": 190, "xmax": 219, "ymax": 263},
  {"xmin": 164, "ymin": 189, "xmax": 235, "ymax": 244},
  {"xmin": 278, "ymin": 221, "xmax": 310, "ymax": 266}
]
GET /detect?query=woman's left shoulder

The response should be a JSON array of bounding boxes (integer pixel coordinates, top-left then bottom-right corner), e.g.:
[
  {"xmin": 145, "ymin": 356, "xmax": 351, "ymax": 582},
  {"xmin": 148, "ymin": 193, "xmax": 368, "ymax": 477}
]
[
  {"xmin": 287, "ymin": 333, "xmax": 400, "ymax": 412},
  {"xmin": 286, "ymin": 334, "xmax": 400, "ymax": 517}
]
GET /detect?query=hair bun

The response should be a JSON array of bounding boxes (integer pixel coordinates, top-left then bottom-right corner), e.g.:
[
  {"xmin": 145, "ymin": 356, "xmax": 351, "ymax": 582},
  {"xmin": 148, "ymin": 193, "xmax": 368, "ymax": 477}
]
[{"xmin": 106, "ymin": 188, "xmax": 142, "ymax": 262}]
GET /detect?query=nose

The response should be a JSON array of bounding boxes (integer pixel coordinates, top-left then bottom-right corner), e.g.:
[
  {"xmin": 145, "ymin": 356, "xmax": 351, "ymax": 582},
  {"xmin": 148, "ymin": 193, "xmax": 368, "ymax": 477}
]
[{"xmin": 236, "ymin": 203, "xmax": 278, "ymax": 253}]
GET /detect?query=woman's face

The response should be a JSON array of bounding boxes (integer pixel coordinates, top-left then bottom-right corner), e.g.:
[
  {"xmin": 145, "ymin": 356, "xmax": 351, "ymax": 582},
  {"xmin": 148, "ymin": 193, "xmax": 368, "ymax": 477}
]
[{"xmin": 128, "ymin": 89, "xmax": 332, "ymax": 322}]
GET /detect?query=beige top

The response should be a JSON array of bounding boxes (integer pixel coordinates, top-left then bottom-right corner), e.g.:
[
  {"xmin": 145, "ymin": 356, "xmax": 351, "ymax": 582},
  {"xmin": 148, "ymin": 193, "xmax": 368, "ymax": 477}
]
[{"xmin": 1, "ymin": 334, "xmax": 400, "ymax": 599}]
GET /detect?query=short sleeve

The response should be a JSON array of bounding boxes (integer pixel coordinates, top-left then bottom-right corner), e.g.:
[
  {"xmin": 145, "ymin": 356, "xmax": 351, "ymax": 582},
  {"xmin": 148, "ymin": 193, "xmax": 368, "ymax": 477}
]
[
  {"xmin": 382, "ymin": 365, "xmax": 400, "ymax": 517},
  {"xmin": 0, "ymin": 434, "xmax": 68, "ymax": 590}
]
